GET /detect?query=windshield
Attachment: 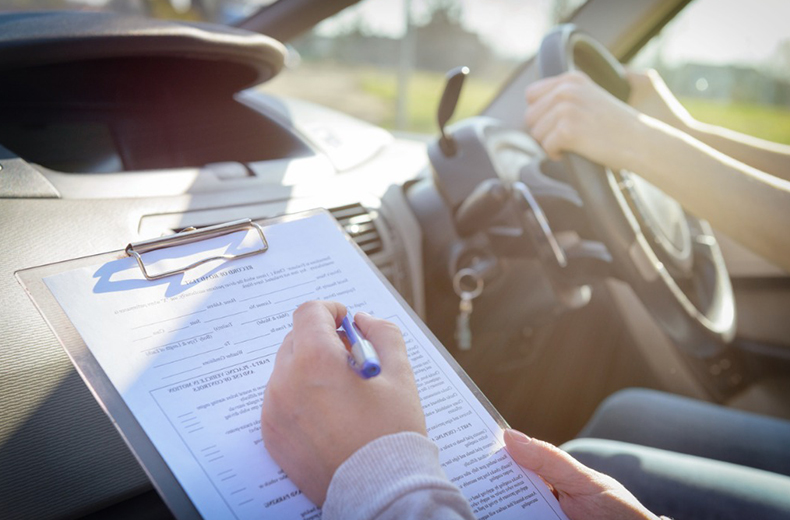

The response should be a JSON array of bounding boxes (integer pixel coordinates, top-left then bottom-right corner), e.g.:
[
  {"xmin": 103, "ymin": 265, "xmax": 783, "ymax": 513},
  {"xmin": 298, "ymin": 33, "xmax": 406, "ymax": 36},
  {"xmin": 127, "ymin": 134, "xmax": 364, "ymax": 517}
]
[
  {"xmin": 630, "ymin": 0, "xmax": 790, "ymax": 145},
  {"xmin": 10, "ymin": 0, "xmax": 587, "ymax": 134},
  {"xmin": 262, "ymin": 0, "xmax": 586, "ymax": 134}
]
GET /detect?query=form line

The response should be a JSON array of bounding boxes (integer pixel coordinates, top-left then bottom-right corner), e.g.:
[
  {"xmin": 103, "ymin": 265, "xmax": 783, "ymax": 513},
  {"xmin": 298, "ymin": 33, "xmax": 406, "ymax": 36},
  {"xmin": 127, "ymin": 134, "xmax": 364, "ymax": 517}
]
[
  {"xmin": 163, "ymin": 366, "xmax": 204, "ymax": 380},
  {"xmin": 234, "ymin": 334, "xmax": 271, "ymax": 346},
  {"xmin": 168, "ymin": 326, "xmax": 190, "ymax": 333},
  {"xmin": 151, "ymin": 353, "xmax": 277, "ymax": 390},
  {"xmin": 142, "ymin": 332, "xmax": 213, "ymax": 353},
  {"xmin": 153, "ymin": 347, "xmax": 224, "ymax": 368},
  {"xmin": 238, "ymin": 280, "xmax": 316, "ymax": 302},
  {"xmin": 204, "ymin": 311, "xmax": 247, "ymax": 323},
  {"xmin": 240, "ymin": 308, "xmax": 296, "ymax": 326},
  {"xmin": 130, "ymin": 309, "xmax": 206, "ymax": 330},
  {"xmin": 275, "ymin": 292, "xmax": 313, "ymax": 305}
]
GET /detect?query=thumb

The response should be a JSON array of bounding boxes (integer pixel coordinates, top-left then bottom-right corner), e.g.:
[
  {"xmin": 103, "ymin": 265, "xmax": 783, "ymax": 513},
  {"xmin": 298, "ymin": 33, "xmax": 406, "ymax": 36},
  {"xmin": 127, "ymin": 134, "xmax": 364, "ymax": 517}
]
[
  {"xmin": 504, "ymin": 429, "xmax": 594, "ymax": 494},
  {"xmin": 352, "ymin": 312, "xmax": 408, "ymax": 368}
]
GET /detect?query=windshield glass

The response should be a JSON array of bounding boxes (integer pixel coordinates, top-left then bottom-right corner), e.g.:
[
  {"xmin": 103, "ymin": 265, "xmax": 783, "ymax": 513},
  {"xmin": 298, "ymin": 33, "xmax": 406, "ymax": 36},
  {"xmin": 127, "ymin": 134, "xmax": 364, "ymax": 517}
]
[
  {"xmin": 12, "ymin": 0, "xmax": 587, "ymax": 134},
  {"xmin": 630, "ymin": 0, "xmax": 790, "ymax": 145},
  {"xmin": 263, "ymin": 0, "xmax": 586, "ymax": 133}
]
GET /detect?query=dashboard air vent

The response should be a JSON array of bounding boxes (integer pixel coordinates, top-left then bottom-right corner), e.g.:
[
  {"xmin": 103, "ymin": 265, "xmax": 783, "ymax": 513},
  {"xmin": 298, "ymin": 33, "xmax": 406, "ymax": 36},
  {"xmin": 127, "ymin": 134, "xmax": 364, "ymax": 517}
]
[{"xmin": 329, "ymin": 203, "xmax": 383, "ymax": 256}]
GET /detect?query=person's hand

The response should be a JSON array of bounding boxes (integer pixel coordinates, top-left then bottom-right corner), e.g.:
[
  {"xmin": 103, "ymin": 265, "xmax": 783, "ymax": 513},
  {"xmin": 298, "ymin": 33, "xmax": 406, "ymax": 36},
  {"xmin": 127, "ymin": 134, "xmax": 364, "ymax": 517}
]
[
  {"xmin": 627, "ymin": 68, "xmax": 694, "ymax": 130},
  {"xmin": 525, "ymin": 70, "xmax": 645, "ymax": 170},
  {"xmin": 504, "ymin": 429, "xmax": 661, "ymax": 520},
  {"xmin": 260, "ymin": 301, "xmax": 426, "ymax": 506}
]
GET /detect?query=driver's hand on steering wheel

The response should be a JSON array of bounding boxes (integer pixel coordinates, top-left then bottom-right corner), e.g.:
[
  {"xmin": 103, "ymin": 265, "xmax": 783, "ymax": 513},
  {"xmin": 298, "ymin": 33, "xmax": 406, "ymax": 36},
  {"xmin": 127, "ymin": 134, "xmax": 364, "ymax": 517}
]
[{"xmin": 525, "ymin": 70, "xmax": 654, "ymax": 171}]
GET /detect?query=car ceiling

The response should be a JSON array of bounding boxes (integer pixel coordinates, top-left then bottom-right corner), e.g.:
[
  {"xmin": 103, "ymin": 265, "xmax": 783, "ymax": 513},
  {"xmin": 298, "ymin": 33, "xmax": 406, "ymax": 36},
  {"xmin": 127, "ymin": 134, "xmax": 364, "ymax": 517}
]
[{"xmin": 237, "ymin": 0, "xmax": 362, "ymax": 42}]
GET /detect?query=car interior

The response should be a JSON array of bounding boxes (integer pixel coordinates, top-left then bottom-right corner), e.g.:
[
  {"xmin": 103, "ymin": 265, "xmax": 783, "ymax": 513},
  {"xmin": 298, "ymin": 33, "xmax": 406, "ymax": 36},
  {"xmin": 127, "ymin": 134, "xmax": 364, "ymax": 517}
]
[{"xmin": 1, "ymin": 0, "xmax": 789, "ymax": 518}]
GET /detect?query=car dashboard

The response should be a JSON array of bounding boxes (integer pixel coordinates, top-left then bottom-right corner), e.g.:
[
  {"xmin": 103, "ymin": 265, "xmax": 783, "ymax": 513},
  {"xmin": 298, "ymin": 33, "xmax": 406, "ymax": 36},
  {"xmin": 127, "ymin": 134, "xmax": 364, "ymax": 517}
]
[
  {"xmin": 6, "ymin": 6, "xmax": 790, "ymax": 519},
  {"xmin": 0, "ymin": 12, "xmax": 434, "ymax": 519}
]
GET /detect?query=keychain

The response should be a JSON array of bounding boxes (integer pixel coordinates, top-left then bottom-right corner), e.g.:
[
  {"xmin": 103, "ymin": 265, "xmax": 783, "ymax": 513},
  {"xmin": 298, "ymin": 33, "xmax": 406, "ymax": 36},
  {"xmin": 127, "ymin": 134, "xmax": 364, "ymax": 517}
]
[{"xmin": 452, "ymin": 268, "xmax": 484, "ymax": 351}]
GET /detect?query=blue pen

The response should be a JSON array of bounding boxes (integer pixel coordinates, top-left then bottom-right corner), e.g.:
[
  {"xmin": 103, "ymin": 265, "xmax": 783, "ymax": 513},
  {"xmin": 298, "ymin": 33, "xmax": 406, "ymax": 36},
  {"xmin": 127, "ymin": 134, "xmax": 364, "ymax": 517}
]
[{"xmin": 340, "ymin": 315, "xmax": 381, "ymax": 379}]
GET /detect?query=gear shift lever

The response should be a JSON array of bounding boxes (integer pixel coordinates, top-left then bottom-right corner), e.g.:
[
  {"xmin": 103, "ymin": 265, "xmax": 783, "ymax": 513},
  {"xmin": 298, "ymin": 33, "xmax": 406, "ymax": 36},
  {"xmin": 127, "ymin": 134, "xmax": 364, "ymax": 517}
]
[{"xmin": 437, "ymin": 66, "xmax": 469, "ymax": 157}]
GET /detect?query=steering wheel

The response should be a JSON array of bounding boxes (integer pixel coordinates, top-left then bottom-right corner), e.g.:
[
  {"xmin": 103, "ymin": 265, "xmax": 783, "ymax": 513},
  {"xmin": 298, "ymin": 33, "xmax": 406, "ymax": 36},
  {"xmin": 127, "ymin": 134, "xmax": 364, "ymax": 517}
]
[{"xmin": 536, "ymin": 25, "xmax": 735, "ymax": 357}]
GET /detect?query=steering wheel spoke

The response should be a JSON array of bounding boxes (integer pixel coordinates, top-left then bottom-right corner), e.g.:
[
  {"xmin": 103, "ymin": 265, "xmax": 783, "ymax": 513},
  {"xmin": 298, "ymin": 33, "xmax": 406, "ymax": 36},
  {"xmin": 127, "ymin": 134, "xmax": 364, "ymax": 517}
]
[
  {"xmin": 558, "ymin": 233, "xmax": 614, "ymax": 284},
  {"xmin": 519, "ymin": 159, "xmax": 584, "ymax": 207}
]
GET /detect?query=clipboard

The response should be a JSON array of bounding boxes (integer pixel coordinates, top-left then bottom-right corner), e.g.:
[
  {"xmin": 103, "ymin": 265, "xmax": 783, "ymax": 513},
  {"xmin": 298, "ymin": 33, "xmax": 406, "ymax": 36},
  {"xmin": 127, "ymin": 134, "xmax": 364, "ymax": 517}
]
[
  {"xmin": 16, "ymin": 208, "xmax": 514, "ymax": 520},
  {"xmin": 16, "ymin": 217, "xmax": 276, "ymax": 519}
]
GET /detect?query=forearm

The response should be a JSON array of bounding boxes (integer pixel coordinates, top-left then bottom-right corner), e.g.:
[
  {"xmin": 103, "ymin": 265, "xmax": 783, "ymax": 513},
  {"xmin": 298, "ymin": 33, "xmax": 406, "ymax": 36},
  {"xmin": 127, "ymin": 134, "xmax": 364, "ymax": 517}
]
[
  {"xmin": 622, "ymin": 115, "xmax": 790, "ymax": 272},
  {"xmin": 679, "ymin": 119, "xmax": 790, "ymax": 182},
  {"xmin": 322, "ymin": 432, "xmax": 474, "ymax": 520},
  {"xmin": 626, "ymin": 70, "xmax": 790, "ymax": 180}
]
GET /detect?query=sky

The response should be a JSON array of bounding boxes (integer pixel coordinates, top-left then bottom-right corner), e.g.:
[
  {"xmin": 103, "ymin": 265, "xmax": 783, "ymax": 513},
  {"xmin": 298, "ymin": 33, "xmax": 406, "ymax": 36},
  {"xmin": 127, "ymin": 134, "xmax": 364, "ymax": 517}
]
[{"xmin": 656, "ymin": 0, "xmax": 790, "ymax": 70}]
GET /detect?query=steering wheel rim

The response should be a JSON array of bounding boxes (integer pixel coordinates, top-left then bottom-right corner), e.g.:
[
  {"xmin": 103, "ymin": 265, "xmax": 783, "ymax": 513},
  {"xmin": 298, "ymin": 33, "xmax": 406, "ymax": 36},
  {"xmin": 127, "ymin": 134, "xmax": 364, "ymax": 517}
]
[{"xmin": 537, "ymin": 24, "xmax": 735, "ymax": 357}]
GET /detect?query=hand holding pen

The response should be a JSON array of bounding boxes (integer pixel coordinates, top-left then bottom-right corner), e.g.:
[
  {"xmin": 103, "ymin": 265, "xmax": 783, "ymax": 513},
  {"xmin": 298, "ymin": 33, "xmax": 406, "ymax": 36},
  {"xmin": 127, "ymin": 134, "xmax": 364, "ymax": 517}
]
[
  {"xmin": 340, "ymin": 315, "xmax": 381, "ymax": 379},
  {"xmin": 261, "ymin": 301, "xmax": 426, "ymax": 506}
]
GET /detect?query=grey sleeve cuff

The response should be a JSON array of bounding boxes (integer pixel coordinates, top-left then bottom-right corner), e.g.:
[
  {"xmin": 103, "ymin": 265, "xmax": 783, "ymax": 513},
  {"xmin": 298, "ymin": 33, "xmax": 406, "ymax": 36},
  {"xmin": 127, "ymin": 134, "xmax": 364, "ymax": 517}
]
[{"xmin": 322, "ymin": 431, "xmax": 474, "ymax": 520}]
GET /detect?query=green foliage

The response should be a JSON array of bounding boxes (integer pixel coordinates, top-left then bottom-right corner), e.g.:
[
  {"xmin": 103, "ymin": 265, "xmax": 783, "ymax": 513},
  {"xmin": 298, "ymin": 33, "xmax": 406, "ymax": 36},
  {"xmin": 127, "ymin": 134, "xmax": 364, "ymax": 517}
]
[
  {"xmin": 270, "ymin": 62, "xmax": 790, "ymax": 144},
  {"xmin": 359, "ymin": 69, "xmax": 498, "ymax": 133},
  {"xmin": 681, "ymin": 97, "xmax": 790, "ymax": 145}
]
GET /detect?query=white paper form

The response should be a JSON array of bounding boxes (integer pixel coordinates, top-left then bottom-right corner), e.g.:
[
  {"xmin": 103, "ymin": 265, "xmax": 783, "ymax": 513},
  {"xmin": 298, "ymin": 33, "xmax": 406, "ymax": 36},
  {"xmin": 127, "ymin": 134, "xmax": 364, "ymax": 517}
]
[{"xmin": 44, "ymin": 212, "xmax": 568, "ymax": 520}]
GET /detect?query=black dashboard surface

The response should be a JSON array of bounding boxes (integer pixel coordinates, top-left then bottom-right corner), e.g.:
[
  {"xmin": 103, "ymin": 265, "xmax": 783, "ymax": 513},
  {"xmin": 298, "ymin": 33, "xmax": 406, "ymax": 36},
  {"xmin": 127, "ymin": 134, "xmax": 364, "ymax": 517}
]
[{"xmin": 0, "ymin": 12, "xmax": 427, "ymax": 519}]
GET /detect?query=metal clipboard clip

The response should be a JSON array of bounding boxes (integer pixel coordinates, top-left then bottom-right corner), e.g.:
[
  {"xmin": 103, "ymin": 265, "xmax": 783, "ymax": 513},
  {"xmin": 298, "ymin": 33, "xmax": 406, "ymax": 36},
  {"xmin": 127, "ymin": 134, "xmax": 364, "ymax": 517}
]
[{"xmin": 125, "ymin": 219, "xmax": 268, "ymax": 281}]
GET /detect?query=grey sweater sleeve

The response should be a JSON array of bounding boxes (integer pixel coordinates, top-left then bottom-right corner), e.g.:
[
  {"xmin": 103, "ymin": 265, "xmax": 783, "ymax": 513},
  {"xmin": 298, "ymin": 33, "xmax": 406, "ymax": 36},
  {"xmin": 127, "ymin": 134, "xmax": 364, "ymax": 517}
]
[{"xmin": 322, "ymin": 432, "xmax": 475, "ymax": 520}]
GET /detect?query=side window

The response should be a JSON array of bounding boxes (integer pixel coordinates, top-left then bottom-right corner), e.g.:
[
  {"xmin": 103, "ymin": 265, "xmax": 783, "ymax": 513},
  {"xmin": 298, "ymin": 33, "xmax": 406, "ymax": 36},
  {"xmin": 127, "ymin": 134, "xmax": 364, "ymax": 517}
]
[{"xmin": 630, "ymin": 0, "xmax": 790, "ymax": 145}]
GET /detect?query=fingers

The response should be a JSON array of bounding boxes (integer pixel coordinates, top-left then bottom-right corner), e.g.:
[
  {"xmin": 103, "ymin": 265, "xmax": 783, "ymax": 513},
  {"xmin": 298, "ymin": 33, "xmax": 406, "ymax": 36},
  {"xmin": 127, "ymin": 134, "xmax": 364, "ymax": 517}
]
[
  {"xmin": 291, "ymin": 300, "xmax": 346, "ymax": 352},
  {"xmin": 353, "ymin": 312, "xmax": 408, "ymax": 369},
  {"xmin": 525, "ymin": 75, "xmax": 562, "ymax": 103},
  {"xmin": 293, "ymin": 300, "xmax": 347, "ymax": 330},
  {"xmin": 528, "ymin": 104, "xmax": 573, "ymax": 160},
  {"xmin": 282, "ymin": 303, "xmax": 411, "ymax": 377},
  {"xmin": 625, "ymin": 68, "xmax": 650, "ymax": 85},
  {"xmin": 526, "ymin": 71, "xmax": 583, "ymax": 103},
  {"xmin": 526, "ymin": 70, "xmax": 587, "ymax": 103},
  {"xmin": 504, "ymin": 429, "xmax": 594, "ymax": 494},
  {"xmin": 525, "ymin": 72, "xmax": 590, "ymax": 159},
  {"xmin": 271, "ymin": 331, "xmax": 294, "ymax": 370},
  {"xmin": 625, "ymin": 67, "xmax": 657, "ymax": 105},
  {"xmin": 525, "ymin": 71, "xmax": 596, "ymax": 127},
  {"xmin": 525, "ymin": 89, "xmax": 570, "ymax": 131}
]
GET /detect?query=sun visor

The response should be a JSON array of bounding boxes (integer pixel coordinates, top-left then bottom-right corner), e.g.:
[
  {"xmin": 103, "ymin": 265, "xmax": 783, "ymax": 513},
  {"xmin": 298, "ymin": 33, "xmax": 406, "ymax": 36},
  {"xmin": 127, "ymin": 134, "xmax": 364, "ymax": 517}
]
[{"xmin": 0, "ymin": 11, "xmax": 286, "ymax": 93}]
